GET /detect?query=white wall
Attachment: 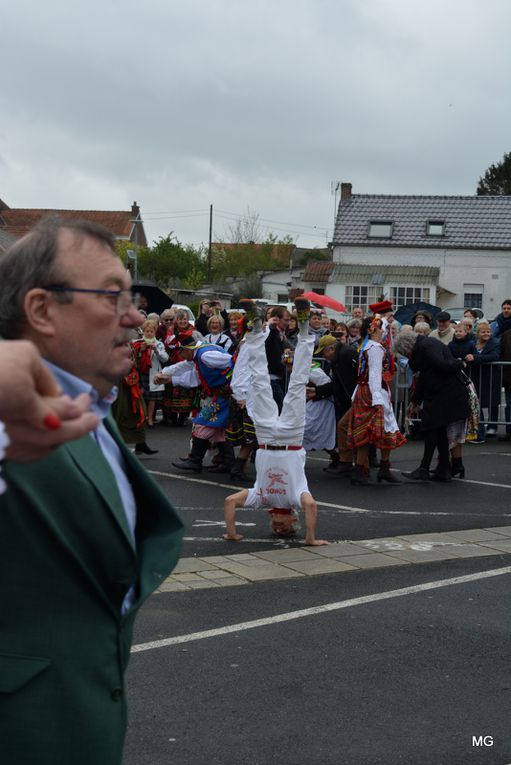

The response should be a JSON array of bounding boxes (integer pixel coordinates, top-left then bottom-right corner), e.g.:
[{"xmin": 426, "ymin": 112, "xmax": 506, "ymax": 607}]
[
  {"xmin": 332, "ymin": 245, "xmax": 511, "ymax": 317},
  {"xmin": 261, "ymin": 267, "xmax": 304, "ymax": 302}
]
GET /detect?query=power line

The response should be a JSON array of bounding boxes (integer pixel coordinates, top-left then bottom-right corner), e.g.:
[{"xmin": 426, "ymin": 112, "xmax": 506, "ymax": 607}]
[
  {"xmin": 215, "ymin": 208, "xmax": 330, "ymax": 232},
  {"xmin": 213, "ymin": 213, "xmax": 328, "ymax": 240}
]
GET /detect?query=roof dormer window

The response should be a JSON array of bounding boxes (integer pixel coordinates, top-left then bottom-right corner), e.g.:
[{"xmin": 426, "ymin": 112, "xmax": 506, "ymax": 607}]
[
  {"xmin": 368, "ymin": 221, "xmax": 393, "ymax": 238},
  {"xmin": 426, "ymin": 220, "xmax": 445, "ymax": 237}
]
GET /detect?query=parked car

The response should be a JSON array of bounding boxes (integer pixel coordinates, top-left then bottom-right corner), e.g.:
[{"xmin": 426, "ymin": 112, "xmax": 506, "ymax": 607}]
[
  {"xmin": 172, "ymin": 303, "xmax": 196, "ymax": 322},
  {"xmin": 447, "ymin": 306, "xmax": 484, "ymax": 323}
]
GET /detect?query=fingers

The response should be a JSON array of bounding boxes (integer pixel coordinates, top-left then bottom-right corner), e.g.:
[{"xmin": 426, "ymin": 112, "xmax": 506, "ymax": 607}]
[
  {"xmin": 5, "ymin": 410, "xmax": 99, "ymax": 463},
  {"xmin": 28, "ymin": 345, "xmax": 62, "ymax": 398}
]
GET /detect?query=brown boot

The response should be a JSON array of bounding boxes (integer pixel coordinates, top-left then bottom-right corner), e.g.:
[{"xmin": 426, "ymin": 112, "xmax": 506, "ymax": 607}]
[{"xmin": 350, "ymin": 464, "xmax": 370, "ymax": 485}]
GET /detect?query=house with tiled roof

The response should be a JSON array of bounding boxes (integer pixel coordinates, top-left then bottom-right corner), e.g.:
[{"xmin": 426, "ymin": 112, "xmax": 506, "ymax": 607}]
[
  {"xmin": 0, "ymin": 200, "xmax": 147, "ymax": 247},
  {"xmin": 327, "ymin": 183, "xmax": 511, "ymax": 317},
  {"xmin": 259, "ymin": 247, "xmax": 331, "ymax": 303}
]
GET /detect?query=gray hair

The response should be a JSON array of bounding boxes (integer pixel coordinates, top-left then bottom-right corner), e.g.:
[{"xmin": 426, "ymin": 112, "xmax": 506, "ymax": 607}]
[
  {"xmin": 413, "ymin": 321, "xmax": 431, "ymax": 336},
  {"xmin": 393, "ymin": 331, "xmax": 418, "ymax": 358},
  {"xmin": 0, "ymin": 216, "xmax": 116, "ymax": 339},
  {"xmin": 207, "ymin": 314, "xmax": 225, "ymax": 331},
  {"xmin": 174, "ymin": 308, "xmax": 190, "ymax": 323}
]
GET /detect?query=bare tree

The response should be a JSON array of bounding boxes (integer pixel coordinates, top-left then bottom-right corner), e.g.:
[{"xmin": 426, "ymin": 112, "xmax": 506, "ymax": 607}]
[{"xmin": 224, "ymin": 207, "xmax": 263, "ymax": 243}]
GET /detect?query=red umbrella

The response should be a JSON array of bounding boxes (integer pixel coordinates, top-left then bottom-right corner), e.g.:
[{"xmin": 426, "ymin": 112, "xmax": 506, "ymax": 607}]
[{"xmin": 301, "ymin": 291, "xmax": 346, "ymax": 313}]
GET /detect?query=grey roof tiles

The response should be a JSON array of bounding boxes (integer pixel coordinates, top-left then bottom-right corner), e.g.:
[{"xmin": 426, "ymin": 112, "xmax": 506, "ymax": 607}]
[{"xmin": 332, "ymin": 194, "xmax": 511, "ymax": 250}]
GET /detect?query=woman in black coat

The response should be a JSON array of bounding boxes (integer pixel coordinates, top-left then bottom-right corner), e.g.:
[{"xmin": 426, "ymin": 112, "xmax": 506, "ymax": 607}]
[{"xmin": 394, "ymin": 333, "xmax": 469, "ymax": 480}]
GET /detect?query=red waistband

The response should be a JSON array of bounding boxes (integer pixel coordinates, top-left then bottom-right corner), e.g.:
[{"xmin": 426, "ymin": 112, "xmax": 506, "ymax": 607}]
[{"xmin": 258, "ymin": 444, "xmax": 302, "ymax": 451}]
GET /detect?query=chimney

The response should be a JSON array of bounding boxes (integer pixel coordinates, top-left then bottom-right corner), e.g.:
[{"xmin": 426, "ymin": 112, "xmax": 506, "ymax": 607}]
[
  {"xmin": 131, "ymin": 201, "xmax": 140, "ymax": 219},
  {"xmin": 340, "ymin": 183, "xmax": 352, "ymax": 200}
]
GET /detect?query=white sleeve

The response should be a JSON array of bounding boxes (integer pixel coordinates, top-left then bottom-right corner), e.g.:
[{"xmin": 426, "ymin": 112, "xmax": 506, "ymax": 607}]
[
  {"xmin": 200, "ymin": 349, "xmax": 233, "ymax": 368},
  {"xmin": 155, "ymin": 341, "xmax": 169, "ymax": 363},
  {"xmin": 367, "ymin": 344, "xmax": 386, "ymax": 407},
  {"xmin": 308, "ymin": 366, "xmax": 330, "ymax": 385},
  {"xmin": 231, "ymin": 342, "xmax": 250, "ymax": 401},
  {"xmin": 161, "ymin": 360, "xmax": 199, "ymax": 387}
]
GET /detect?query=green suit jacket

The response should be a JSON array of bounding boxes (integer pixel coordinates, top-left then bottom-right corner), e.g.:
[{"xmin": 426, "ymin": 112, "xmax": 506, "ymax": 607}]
[{"xmin": 0, "ymin": 418, "xmax": 183, "ymax": 765}]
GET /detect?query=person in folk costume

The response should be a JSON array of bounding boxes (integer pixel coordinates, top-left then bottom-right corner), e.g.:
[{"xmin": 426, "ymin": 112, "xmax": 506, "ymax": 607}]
[
  {"xmin": 347, "ymin": 313, "xmax": 406, "ymax": 485},
  {"xmin": 155, "ymin": 332, "xmax": 235, "ymax": 473},
  {"xmin": 367, "ymin": 299, "xmax": 397, "ymax": 466},
  {"xmin": 162, "ymin": 320, "xmax": 197, "ymax": 426},
  {"xmin": 112, "ymin": 333, "xmax": 159, "ymax": 456},
  {"xmin": 131, "ymin": 318, "xmax": 169, "ymax": 427},
  {"xmin": 223, "ymin": 299, "xmax": 328, "ymax": 546},
  {"xmin": 225, "ymin": 309, "xmax": 259, "ymax": 483}
]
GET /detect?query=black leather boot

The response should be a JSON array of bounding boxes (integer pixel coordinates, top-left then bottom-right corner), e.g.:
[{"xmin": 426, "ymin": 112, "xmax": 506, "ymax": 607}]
[
  {"xmin": 207, "ymin": 441, "xmax": 235, "ymax": 473},
  {"xmin": 402, "ymin": 466, "xmax": 430, "ymax": 481},
  {"xmin": 324, "ymin": 461, "xmax": 353, "ymax": 476},
  {"xmin": 450, "ymin": 457, "xmax": 465, "ymax": 478},
  {"xmin": 172, "ymin": 437, "xmax": 209, "ymax": 472},
  {"xmin": 377, "ymin": 460, "xmax": 401, "ymax": 484},
  {"xmin": 134, "ymin": 442, "xmax": 159, "ymax": 455},
  {"xmin": 350, "ymin": 464, "xmax": 370, "ymax": 485},
  {"xmin": 229, "ymin": 457, "xmax": 252, "ymax": 483}
]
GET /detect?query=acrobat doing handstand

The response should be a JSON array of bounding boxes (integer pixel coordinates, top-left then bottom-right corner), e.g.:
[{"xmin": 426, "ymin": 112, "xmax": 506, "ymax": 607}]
[{"xmin": 223, "ymin": 299, "xmax": 328, "ymax": 546}]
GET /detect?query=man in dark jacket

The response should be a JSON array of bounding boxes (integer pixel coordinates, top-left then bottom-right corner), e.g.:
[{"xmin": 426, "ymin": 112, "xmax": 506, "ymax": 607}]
[
  {"xmin": 264, "ymin": 306, "xmax": 291, "ymax": 412},
  {"xmin": 312, "ymin": 336, "xmax": 359, "ymax": 474},
  {"xmin": 490, "ymin": 299, "xmax": 511, "ymax": 339}
]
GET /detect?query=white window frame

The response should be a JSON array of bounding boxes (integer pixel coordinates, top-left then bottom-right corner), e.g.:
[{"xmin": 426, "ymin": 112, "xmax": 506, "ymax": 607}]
[
  {"xmin": 390, "ymin": 286, "xmax": 430, "ymax": 308},
  {"xmin": 426, "ymin": 220, "xmax": 445, "ymax": 237},
  {"xmin": 368, "ymin": 221, "xmax": 394, "ymax": 239},
  {"xmin": 344, "ymin": 285, "xmax": 381, "ymax": 313}
]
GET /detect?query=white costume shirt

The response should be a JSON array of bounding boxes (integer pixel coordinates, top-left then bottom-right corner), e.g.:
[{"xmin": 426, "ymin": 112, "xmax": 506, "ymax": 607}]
[{"xmin": 353, "ymin": 339, "xmax": 400, "ymax": 433}]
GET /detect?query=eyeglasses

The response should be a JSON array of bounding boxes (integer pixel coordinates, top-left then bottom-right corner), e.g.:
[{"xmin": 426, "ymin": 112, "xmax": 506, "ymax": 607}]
[{"xmin": 45, "ymin": 287, "xmax": 139, "ymax": 315}]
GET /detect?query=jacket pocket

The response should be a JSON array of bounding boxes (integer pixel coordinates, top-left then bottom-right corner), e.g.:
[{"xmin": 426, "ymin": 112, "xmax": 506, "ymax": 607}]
[{"xmin": 0, "ymin": 653, "xmax": 51, "ymax": 694}]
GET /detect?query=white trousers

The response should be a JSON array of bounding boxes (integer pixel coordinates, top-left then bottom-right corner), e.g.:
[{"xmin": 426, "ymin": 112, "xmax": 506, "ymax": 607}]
[{"xmin": 245, "ymin": 330, "xmax": 315, "ymax": 445}]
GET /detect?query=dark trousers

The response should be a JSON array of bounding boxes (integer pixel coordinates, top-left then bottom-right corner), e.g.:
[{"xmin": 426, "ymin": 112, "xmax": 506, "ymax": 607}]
[
  {"xmin": 421, "ymin": 427, "xmax": 450, "ymax": 470},
  {"xmin": 270, "ymin": 379, "xmax": 285, "ymax": 414}
]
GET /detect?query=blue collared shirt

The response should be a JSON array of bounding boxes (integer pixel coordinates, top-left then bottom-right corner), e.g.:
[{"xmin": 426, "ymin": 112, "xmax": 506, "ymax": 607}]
[{"xmin": 45, "ymin": 361, "xmax": 137, "ymax": 614}]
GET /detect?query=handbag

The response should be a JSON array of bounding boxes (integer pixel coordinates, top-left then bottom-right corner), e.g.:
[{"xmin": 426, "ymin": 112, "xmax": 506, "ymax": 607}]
[{"xmin": 459, "ymin": 369, "xmax": 480, "ymax": 441}]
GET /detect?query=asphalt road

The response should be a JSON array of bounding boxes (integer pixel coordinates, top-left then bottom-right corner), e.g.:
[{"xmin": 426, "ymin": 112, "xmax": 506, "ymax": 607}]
[{"xmin": 123, "ymin": 423, "xmax": 511, "ymax": 765}]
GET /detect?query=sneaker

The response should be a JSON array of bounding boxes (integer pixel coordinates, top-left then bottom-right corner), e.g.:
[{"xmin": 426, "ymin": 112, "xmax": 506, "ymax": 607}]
[
  {"xmin": 293, "ymin": 297, "xmax": 311, "ymax": 323},
  {"xmin": 468, "ymin": 438, "xmax": 486, "ymax": 444},
  {"xmin": 486, "ymin": 428, "xmax": 497, "ymax": 437},
  {"xmin": 238, "ymin": 299, "xmax": 258, "ymax": 319}
]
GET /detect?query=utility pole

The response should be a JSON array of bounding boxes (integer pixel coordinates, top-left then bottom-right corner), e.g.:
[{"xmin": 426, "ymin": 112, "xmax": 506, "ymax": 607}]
[
  {"xmin": 129, "ymin": 209, "xmax": 141, "ymax": 282},
  {"xmin": 207, "ymin": 204, "xmax": 213, "ymax": 282}
]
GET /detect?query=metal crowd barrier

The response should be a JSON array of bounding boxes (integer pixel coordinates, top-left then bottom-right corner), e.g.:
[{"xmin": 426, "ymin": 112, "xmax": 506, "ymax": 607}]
[
  {"xmin": 391, "ymin": 361, "xmax": 511, "ymax": 431},
  {"xmin": 284, "ymin": 355, "xmax": 511, "ymax": 433}
]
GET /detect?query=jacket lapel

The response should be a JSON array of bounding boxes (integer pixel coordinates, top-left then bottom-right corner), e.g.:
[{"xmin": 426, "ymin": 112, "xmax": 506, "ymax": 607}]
[{"xmin": 64, "ymin": 432, "xmax": 136, "ymax": 551}]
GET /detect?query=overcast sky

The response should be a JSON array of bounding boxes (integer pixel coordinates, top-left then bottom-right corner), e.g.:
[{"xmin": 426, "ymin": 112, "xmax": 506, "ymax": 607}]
[{"xmin": 1, "ymin": 0, "xmax": 510, "ymax": 249}]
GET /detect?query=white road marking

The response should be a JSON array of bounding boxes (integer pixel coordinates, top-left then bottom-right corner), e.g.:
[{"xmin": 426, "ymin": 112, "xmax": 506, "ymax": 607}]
[
  {"xmin": 131, "ymin": 566, "xmax": 511, "ymax": 654},
  {"xmin": 192, "ymin": 520, "xmax": 256, "ymax": 528},
  {"xmin": 149, "ymin": 468, "xmax": 511, "ymax": 501},
  {"xmin": 148, "ymin": 469, "xmax": 370, "ymax": 513}
]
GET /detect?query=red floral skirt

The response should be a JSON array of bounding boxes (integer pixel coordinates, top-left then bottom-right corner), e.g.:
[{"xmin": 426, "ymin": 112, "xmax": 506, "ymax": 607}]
[{"xmin": 348, "ymin": 382, "xmax": 406, "ymax": 451}]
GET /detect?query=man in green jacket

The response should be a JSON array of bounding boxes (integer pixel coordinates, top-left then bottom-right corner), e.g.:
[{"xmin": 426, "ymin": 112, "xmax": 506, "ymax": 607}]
[{"xmin": 0, "ymin": 217, "xmax": 183, "ymax": 765}]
